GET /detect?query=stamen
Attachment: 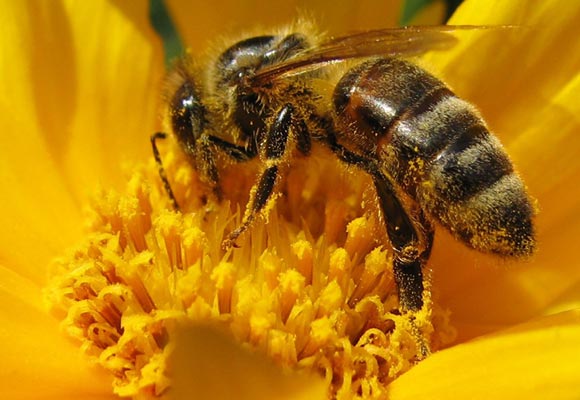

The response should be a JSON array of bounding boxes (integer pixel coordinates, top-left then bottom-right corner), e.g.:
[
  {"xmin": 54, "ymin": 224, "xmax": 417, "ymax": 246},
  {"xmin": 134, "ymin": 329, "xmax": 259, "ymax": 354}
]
[{"xmin": 45, "ymin": 145, "xmax": 455, "ymax": 398}]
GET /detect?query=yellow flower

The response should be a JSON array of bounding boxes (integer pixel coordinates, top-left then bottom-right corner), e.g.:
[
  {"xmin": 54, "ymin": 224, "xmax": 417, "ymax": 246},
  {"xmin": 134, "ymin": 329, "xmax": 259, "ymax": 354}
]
[{"xmin": 1, "ymin": 1, "xmax": 579, "ymax": 399}]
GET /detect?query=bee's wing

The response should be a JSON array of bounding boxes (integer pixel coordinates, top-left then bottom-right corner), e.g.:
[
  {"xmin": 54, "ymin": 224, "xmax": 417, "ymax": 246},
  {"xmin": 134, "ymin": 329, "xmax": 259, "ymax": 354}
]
[{"xmin": 252, "ymin": 25, "xmax": 490, "ymax": 84}]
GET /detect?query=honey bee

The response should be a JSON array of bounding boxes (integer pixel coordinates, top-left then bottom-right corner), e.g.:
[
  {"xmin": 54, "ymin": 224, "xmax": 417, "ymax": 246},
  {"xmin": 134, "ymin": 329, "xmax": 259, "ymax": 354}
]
[{"xmin": 152, "ymin": 21, "xmax": 535, "ymax": 314}]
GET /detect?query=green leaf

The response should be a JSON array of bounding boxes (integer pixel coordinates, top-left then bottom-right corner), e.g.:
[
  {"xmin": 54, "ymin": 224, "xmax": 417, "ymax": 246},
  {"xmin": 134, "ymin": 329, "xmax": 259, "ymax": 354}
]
[{"xmin": 149, "ymin": 0, "xmax": 184, "ymax": 66}]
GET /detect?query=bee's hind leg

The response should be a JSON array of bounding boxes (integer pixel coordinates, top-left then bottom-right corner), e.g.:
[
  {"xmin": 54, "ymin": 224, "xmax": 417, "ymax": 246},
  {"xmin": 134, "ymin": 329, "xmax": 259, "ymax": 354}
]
[
  {"xmin": 372, "ymin": 171, "xmax": 435, "ymax": 358},
  {"xmin": 371, "ymin": 171, "xmax": 434, "ymax": 312}
]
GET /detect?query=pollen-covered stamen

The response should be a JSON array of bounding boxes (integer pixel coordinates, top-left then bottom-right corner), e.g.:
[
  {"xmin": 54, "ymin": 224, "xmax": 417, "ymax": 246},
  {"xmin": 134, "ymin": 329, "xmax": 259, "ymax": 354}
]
[
  {"xmin": 47, "ymin": 176, "xmax": 184, "ymax": 397},
  {"xmin": 45, "ymin": 145, "xmax": 455, "ymax": 399}
]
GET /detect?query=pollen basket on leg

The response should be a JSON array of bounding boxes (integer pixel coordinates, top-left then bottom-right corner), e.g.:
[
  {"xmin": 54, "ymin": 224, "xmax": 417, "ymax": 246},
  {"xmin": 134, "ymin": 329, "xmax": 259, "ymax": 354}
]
[{"xmin": 45, "ymin": 144, "xmax": 454, "ymax": 399}]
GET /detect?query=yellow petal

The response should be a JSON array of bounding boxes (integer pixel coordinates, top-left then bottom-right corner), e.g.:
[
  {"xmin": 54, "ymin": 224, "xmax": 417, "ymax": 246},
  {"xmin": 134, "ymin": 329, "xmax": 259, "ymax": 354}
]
[
  {"xmin": 169, "ymin": 324, "xmax": 327, "ymax": 400},
  {"xmin": 0, "ymin": 2, "xmax": 86, "ymax": 283},
  {"xmin": 165, "ymin": 0, "xmax": 402, "ymax": 52},
  {"xmin": 429, "ymin": 1, "xmax": 580, "ymax": 134},
  {"xmin": 61, "ymin": 0, "xmax": 164, "ymax": 201},
  {"xmin": 0, "ymin": 1, "xmax": 166, "ymax": 283},
  {"xmin": 387, "ymin": 310, "xmax": 580, "ymax": 399},
  {"xmin": 0, "ymin": 265, "xmax": 114, "ymax": 399},
  {"xmin": 0, "ymin": 112, "xmax": 83, "ymax": 284},
  {"xmin": 408, "ymin": 0, "xmax": 446, "ymax": 25}
]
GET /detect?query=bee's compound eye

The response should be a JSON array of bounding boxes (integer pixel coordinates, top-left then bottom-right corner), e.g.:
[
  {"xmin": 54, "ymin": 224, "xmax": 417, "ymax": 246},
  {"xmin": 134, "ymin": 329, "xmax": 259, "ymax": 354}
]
[{"xmin": 170, "ymin": 81, "xmax": 205, "ymax": 145}]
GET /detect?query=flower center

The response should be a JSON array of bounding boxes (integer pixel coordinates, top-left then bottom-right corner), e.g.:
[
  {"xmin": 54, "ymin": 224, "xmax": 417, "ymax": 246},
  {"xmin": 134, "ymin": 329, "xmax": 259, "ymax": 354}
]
[{"xmin": 45, "ymin": 144, "xmax": 455, "ymax": 398}]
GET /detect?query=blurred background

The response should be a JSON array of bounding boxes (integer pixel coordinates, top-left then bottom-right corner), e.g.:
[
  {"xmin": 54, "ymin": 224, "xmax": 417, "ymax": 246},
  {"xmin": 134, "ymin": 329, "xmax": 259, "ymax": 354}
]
[{"xmin": 150, "ymin": 0, "xmax": 464, "ymax": 65}]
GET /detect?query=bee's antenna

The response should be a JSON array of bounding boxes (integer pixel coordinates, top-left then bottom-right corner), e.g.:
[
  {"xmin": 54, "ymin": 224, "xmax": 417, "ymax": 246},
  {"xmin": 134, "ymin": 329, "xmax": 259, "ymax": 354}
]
[{"xmin": 151, "ymin": 132, "xmax": 181, "ymax": 211}]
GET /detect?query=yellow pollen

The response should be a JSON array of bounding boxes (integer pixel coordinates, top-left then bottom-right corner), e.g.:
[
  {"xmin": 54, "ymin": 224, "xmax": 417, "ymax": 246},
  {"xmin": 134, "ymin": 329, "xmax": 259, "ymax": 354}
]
[{"xmin": 45, "ymin": 145, "xmax": 455, "ymax": 398}]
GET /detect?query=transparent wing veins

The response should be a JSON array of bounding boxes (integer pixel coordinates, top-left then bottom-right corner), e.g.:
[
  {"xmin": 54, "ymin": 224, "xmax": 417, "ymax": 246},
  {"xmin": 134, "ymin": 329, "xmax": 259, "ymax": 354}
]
[{"xmin": 252, "ymin": 25, "xmax": 511, "ymax": 83}]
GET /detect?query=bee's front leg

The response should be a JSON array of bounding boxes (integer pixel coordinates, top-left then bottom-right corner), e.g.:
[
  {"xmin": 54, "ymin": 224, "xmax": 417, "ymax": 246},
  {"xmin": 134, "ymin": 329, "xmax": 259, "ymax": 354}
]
[{"xmin": 222, "ymin": 103, "xmax": 298, "ymax": 249}]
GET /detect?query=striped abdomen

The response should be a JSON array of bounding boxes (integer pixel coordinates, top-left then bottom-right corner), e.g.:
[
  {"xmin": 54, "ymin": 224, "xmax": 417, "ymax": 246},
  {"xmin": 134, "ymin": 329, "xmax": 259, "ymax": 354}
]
[{"xmin": 333, "ymin": 58, "xmax": 535, "ymax": 257}]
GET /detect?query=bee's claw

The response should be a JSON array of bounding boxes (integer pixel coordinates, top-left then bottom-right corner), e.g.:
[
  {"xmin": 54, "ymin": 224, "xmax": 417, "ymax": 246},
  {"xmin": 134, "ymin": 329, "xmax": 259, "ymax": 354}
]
[{"xmin": 221, "ymin": 237, "xmax": 240, "ymax": 250}]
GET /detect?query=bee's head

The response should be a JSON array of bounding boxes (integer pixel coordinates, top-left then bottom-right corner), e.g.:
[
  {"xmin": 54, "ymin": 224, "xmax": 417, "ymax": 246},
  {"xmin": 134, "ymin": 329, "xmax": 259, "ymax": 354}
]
[{"xmin": 165, "ymin": 64, "xmax": 206, "ymax": 155}]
